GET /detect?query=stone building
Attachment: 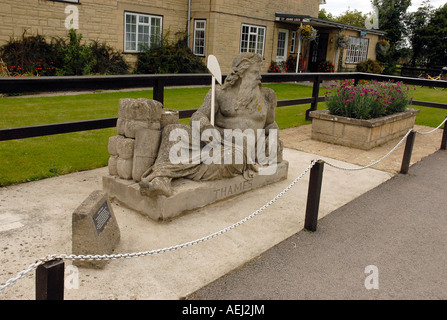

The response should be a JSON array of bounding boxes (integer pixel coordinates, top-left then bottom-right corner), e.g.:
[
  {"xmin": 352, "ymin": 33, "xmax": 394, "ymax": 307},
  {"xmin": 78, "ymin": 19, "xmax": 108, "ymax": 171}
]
[{"xmin": 0, "ymin": 0, "xmax": 384, "ymax": 73}]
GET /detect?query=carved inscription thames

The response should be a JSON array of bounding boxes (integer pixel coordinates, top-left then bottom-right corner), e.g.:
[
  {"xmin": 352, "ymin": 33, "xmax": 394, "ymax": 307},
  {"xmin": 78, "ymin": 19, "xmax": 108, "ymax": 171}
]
[{"xmin": 213, "ymin": 180, "xmax": 253, "ymax": 200}]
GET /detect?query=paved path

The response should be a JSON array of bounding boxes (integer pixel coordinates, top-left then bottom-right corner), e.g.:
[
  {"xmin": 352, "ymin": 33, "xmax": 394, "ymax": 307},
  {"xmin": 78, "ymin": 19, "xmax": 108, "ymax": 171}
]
[{"xmin": 188, "ymin": 150, "xmax": 447, "ymax": 300}]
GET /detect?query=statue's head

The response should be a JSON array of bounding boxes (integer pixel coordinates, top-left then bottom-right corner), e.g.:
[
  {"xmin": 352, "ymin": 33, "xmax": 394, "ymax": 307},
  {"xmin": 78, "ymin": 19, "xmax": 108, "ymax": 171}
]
[{"xmin": 223, "ymin": 52, "xmax": 262, "ymax": 89}]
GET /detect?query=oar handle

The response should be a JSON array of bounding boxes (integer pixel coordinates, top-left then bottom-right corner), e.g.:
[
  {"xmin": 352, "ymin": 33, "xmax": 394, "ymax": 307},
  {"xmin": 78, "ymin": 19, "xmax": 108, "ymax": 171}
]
[{"xmin": 210, "ymin": 76, "xmax": 216, "ymax": 126}]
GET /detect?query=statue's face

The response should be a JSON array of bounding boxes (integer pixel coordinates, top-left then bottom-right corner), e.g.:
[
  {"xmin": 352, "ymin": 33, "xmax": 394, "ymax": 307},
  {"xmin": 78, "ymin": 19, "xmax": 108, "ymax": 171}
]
[{"xmin": 242, "ymin": 62, "xmax": 262, "ymax": 87}]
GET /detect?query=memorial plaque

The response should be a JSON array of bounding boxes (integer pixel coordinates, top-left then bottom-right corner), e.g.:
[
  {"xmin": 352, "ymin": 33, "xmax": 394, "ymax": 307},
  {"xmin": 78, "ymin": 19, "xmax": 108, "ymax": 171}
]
[{"xmin": 92, "ymin": 201, "xmax": 112, "ymax": 235}]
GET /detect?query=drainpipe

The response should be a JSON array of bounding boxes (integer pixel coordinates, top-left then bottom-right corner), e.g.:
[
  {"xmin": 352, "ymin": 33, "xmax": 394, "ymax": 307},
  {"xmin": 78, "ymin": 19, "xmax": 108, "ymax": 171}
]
[{"xmin": 187, "ymin": 0, "xmax": 191, "ymax": 48}]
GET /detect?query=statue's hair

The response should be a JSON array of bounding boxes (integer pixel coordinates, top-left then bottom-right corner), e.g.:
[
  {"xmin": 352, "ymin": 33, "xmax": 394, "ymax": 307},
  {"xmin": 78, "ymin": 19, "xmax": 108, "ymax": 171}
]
[{"xmin": 222, "ymin": 52, "xmax": 262, "ymax": 90}]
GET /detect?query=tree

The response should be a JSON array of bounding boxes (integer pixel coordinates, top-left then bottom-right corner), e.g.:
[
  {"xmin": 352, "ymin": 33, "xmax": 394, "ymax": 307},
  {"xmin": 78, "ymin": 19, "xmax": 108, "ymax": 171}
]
[
  {"xmin": 371, "ymin": 0, "xmax": 412, "ymax": 74},
  {"xmin": 318, "ymin": 8, "xmax": 368, "ymax": 27},
  {"xmin": 421, "ymin": 3, "xmax": 447, "ymax": 67},
  {"xmin": 405, "ymin": 0, "xmax": 433, "ymax": 65},
  {"xmin": 318, "ymin": 8, "xmax": 335, "ymax": 21},
  {"xmin": 336, "ymin": 9, "xmax": 368, "ymax": 27}
]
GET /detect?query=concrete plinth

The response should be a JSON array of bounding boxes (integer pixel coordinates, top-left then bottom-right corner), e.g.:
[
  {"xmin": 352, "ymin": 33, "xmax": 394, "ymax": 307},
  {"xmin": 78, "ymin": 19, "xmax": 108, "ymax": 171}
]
[{"xmin": 103, "ymin": 161, "xmax": 289, "ymax": 221}]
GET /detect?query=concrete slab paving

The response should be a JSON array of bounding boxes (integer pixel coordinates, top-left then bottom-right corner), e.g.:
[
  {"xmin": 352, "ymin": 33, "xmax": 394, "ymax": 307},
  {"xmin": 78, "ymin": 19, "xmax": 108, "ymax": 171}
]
[{"xmin": 0, "ymin": 148, "xmax": 392, "ymax": 300}]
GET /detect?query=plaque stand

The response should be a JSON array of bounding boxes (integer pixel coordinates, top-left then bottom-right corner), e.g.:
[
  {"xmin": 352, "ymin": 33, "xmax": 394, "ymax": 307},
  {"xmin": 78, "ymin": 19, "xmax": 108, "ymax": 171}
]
[{"xmin": 72, "ymin": 190, "xmax": 120, "ymax": 269}]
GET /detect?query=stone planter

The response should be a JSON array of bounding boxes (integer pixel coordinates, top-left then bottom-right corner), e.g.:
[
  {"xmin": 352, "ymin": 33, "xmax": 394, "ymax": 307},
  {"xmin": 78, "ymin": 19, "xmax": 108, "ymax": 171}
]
[{"xmin": 309, "ymin": 108, "xmax": 420, "ymax": 150}]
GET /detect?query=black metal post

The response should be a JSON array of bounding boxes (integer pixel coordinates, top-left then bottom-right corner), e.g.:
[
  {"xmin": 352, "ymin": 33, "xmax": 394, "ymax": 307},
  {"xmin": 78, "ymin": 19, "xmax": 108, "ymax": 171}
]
[
  {"xmin": 306, "ymin": 75, "xmax": 321, "ymax": 121},
  {"xmin": 153, "ymin": 79, "xmax": 165, "ymax": 105},
  {"xmin": 400, "ymin": 131, "xmax": 416, "ymax": 174},
  {"xmin": 304, "ymin": 160, "xmax": 325, "ymax": 232},
  {"xmin": 36, "ymin": 259, "xmax": 65, "ymax": 300},
  {"xmin": 441, "ymin": 117, "xmax": 447, "ymax": 150}
]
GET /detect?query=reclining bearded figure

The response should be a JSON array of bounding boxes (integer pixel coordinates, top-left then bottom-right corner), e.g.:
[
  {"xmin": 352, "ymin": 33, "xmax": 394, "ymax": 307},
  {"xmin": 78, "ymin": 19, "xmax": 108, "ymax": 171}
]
[{"xmin": 138, "ymin": 52, "xmax": 284, "ymax": 197}]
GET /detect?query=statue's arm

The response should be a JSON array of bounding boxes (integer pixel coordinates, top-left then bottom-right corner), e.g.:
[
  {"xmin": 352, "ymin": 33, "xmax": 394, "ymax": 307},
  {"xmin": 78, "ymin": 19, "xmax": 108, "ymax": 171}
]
[
  {"xmin": 190, "ymin": 89, "xmax": 213, "ymax": 130},
  {"xmin": 190, "ymin": 89, "xmax": 224, "ymax": 138},
  {"xmin": 263, "ymin": 87, "xmax": 279, "ymax": 134}
]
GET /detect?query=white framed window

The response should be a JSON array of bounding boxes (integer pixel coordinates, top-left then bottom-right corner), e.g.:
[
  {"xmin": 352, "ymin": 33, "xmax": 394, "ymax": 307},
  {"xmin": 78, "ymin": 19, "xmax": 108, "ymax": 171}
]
[
  {"xmin": 124, "ymin": 12, "xmax": 162, "ymax": 53},
  {"xmin": 193, "ymin": 20, "xmax": 206, "ymax": 56},
  {"xmin": 345, "ymin": 36, "xmax": 369, "ymax": 64},
  {"xmin": 240, "ymin": 24, "xmax": 266, "ymax": 56},
  {"xmin": 290, "ymin": 31, "xmax": 297, "ymax": 54}
]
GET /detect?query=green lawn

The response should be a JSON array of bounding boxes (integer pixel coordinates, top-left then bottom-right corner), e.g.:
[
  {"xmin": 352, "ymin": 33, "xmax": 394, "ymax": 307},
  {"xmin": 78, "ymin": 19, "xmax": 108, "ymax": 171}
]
[{"xmin": 0, "ymin": 83, "xmax": 445, "ymax": 186}]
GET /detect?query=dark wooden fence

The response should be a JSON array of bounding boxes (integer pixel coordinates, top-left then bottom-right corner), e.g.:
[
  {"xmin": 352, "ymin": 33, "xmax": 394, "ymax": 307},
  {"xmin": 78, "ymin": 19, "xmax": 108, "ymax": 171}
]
[{"xmin": 1, "ymin": 72, "xmax": 447, "ymax": 141}]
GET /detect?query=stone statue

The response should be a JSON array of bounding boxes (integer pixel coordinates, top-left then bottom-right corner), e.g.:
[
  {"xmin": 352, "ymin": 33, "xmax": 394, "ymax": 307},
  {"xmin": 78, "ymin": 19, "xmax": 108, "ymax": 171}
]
[{"xmin": 137, "ymin": 52, "xmax": 283, "ymax": 197}]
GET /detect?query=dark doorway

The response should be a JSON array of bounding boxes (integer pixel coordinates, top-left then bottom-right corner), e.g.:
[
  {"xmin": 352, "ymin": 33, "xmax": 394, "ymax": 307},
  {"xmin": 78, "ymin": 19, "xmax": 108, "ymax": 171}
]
[{"xmin": 308, "ymin": 33, "xmax": 329, "ymax": 72}]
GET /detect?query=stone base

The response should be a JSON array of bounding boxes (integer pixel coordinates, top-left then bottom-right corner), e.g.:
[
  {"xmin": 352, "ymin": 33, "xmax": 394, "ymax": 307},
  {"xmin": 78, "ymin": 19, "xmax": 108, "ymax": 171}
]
[
  {"xmin": 103, "ymin": 161, "xmax": 289, "ymax": 221},
  {"xmin": 309, "ymin": 108, "xmax": 420, "ymax": 150}
]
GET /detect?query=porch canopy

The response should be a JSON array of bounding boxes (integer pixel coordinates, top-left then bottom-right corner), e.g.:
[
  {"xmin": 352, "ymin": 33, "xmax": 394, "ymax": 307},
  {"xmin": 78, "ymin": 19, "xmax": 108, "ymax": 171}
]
[{"xmin": 274, "ymin": 13, "xmax": 386, "ymax": 36}]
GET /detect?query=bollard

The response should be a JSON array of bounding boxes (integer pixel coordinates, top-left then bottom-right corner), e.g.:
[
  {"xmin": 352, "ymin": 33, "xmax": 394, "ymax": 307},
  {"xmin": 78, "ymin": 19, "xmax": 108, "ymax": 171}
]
[
  {"xmin": 441, "ymin": 117, "xmax": 447, "ymax": 150},
  {"xmin": 400, "ymin": 131, "xmax": 416, "ymax": 174},
  {"xmin": 36, "ymin": 259, "xmax": 65, "ymax": 300},
  {"xmin": 304, "ymin": 160, "xmax": 325, "ymax": 232}
]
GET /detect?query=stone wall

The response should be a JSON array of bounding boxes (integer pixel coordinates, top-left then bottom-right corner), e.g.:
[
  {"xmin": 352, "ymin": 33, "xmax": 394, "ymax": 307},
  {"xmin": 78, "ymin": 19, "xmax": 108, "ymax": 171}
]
[
  {"xmin": 190, "ymin": 0, "xmax": 319, "ymax": 73},
  {"xmin": 0, "ymin": 0, "xmax": 187, "ymax": 65},
  {"xmin": 0, "ymin": 0, "xmax": 319, "ymax": 73}
]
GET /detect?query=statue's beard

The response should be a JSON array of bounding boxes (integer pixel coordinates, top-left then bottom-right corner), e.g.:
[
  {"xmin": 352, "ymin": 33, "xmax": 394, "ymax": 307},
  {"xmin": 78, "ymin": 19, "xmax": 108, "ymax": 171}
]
[{"xmin": 234, "ymin": 79, "xmax": 262, "ymax": 111}]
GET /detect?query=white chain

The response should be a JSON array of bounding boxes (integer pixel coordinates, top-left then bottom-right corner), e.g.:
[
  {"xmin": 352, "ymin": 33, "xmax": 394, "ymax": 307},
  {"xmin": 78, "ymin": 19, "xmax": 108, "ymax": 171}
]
[
  {"xmin": 323, "ymin": 128, "xmax": 413, "ymax": 171},
  {"xmin": 0, "ymin": 160, "xmax": 317, "ymax": 295},
  {"xmin": 324, "ymin": 117, "xmax": 447, "ymax": 171},
  {"xmin": 413, "ymin": 117, "xmax": 447, "ymax": 135}
]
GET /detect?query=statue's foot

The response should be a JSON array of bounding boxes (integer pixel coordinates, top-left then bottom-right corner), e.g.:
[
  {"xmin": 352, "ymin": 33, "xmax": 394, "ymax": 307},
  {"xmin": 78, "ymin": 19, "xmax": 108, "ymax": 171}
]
[{"xmin": 139, "ymin": 177, "xmax": 173, "ymax": 197}]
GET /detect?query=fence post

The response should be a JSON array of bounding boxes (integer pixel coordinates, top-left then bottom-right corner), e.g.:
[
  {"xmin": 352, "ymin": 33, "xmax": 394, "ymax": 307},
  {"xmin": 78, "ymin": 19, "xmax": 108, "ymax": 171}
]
[
  {"xmin": 305, "ymin": 75, "xmax": 321, "ymax": 121},
  {"xmin": 441, "ymin": 117, "xmax": 447, "ymax": 150},
  {"xmin": 400, "ymin": 131, "xmax": 416, "ymax": 174},
  {"xmin": 153, "ymin": 79, "xmax": 165, "ymax": 105},
  {"xmin": 36, "ymin": 259, "xmax": 65, "ymax": 300},
  {"xmin": 304, "ymin": 160, "xmax": 325, "ymax": 232}
]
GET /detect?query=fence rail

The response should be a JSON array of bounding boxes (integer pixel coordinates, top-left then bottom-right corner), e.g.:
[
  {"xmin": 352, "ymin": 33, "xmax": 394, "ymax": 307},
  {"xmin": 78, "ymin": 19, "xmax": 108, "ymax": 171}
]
[{"xmin": 1, "ymin": 72, "xmax": 447, "ymax": 141}]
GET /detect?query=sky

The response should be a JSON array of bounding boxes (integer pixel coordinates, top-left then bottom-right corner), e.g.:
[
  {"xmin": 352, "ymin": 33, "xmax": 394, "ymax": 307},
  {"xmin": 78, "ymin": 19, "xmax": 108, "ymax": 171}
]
[{"xmin": 320, "ymin": 0, "xmax": 447, "ymax": 16}]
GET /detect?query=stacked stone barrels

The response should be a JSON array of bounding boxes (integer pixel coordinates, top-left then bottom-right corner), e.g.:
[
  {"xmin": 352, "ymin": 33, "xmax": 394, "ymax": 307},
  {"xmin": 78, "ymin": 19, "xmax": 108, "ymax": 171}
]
[{"xmin": 107, "ymin": 98, "xmax": 179, "ymax": 182}]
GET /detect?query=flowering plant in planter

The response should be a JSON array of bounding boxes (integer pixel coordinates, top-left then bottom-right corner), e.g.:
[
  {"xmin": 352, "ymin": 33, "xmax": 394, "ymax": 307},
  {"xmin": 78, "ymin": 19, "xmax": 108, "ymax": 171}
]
[
  {"xmin": 376, "ymin": 39, "xmax": 390, "ymax": 56},
  {"xmin": 336, "ymin": 33, "xmax": 349, "ymax": 49},
  {"xmin": 299, "ymin": 25, "xmax": 318, "ymax": 41},
  {"xmin": 324, "ymin": 80, "xmax": 414, "ymax": 120}
]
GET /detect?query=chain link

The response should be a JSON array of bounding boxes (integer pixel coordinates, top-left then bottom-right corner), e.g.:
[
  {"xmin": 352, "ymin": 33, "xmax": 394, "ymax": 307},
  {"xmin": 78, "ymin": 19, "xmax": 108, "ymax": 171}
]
[
  {"xmin": 323, "ymin": 117, "xmax": 447, "ymax": 171},
  {"xmin": 0, "ymin": 160, "xmax": 317, "ymax": 295},
  {"xmin": 413, "ymin": 117, "xmax": 447, "ymax": 135},
  {"xmin": 323, "ymin": 128, "xmax": 413, "ymax": 171}
]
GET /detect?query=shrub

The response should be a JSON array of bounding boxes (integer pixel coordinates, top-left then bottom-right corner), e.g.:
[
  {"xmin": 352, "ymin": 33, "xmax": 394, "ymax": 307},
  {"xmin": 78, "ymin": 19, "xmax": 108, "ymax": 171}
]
[
  {"xmin": 356, "ymin": 59, "xmax": 384, "ymax": 74},
  {"xmin": 89, "ymin": 40, "xmax": 129, "ymax": 75},
  {"xmin": 325, "ymin": 80, "xmax": 413, "ymax": 119},
  {"xmin": 56, "ymin": 29, "xmax": 95, "ymax": 76},
  {"xmin": 268, "ymin": 61, "xmax": 282, "ymax": 73},
  {"xmin": 0, "ymin": 32, "xmax": 59, "ymax": 76},
  {"xmin": 135, "ymin": 35, "xmax": 207, "ymax": 74},
  {"xmin": 318, "ymin": 60, "xmax": 335, "ymax": 72},
  {"xmin": 268, "ymin": 56, "xmax": 299, "ymax": 73},
  {"xmin": 0, "ymin": 29, "xmax": 129, "ymax": 76},
  {"xmin": 284, "ymin": 55, "xmax": 298, "ymax": 73}
]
